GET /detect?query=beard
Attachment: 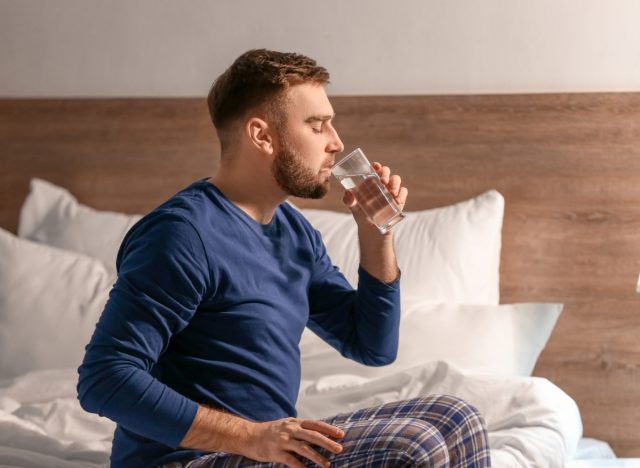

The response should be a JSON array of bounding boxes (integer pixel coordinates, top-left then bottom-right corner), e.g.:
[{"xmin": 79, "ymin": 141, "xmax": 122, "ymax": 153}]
[{"xmin": 271, "ymin": 135, "xmax": 331, "ymax": 199}]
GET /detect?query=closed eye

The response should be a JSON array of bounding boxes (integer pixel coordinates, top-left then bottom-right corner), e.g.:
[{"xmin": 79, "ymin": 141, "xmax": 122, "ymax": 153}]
[{"xmin": 306, "ymin": 114, "xmax": 335, "ymax": 134}]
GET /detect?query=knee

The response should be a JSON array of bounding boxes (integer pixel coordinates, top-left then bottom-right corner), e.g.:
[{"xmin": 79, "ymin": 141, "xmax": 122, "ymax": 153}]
[
  {"xmin": 394, "ymin": 396, "xmax": 490, "ymax": 466},
  {"xmin": 384, "ymin": 419, "xmax": 450, "ymax": 467},
  {"xmin": 428, "ymin": 395, "xmax": 490, "ymax": 463},
  {"xmin": 422, "ymin": 394, "xmax": 487, "ymax": 432}
]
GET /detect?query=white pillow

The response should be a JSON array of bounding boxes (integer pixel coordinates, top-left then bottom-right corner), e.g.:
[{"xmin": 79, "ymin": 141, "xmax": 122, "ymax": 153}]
[
  {"xmin": 19, "ymin": 180, "xmax": 503, "ymax": 306},
  {"xmin": 18, "ymin": 178, "xmax": 142, "ymax": 274},
  {"xmin": 300, "ymin": 301, "xmax": 562, "ymax": 380},
  {"xmin": 0, "ymin": 228, "xmax": 115, "ymax": 379},
  {"xmin": 300, "ymin": 190, "xmax": 504, "ymax": 304}
]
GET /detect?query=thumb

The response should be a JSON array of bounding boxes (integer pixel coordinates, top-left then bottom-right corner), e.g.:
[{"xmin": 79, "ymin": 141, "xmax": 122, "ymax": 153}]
[
  {"xmin": 342, "ymin": 190, "xmax": 370, "ymax": 225},
  {"xmin": 342, "ymin": 189, "xmax": 357, "ymax": 209}
]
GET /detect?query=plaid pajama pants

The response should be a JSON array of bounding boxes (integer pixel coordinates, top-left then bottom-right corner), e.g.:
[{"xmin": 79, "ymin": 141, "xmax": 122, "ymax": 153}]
[{"xmin": 160, "ymin": 394, "xmax": 491, "ymax": 467}]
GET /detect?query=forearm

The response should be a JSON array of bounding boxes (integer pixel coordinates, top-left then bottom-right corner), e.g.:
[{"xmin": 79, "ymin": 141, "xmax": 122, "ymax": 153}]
[
  {"xmin": 77, "ymin": 358, "xmax": 199, "ymax": 448},
  {"xmin": 357, "ymin": 225, "xmax": 400, "ymax": 284},
  {"xmin": 179, "ymin": 404, "xmax": 253, "ymax": 454}
]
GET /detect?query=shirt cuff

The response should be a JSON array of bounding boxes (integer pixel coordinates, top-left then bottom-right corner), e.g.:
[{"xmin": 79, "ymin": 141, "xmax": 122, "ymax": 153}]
[
  {"xmin": 357, "ymin": 264, "xmax": 402, "ymax": 289},
  {"xmin": 167, "ymin": 398, "xmax": 200, "ymax": 449}
]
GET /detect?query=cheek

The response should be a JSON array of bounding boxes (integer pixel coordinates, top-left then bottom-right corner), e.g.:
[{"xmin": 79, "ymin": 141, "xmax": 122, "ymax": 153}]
[
  {"xmin": 285, "ymin": 132, "xmax": 311, "ymax": 156},
  {"xmin": 283, "ymin": 127, "xmax": 327, "ymax": 170}
]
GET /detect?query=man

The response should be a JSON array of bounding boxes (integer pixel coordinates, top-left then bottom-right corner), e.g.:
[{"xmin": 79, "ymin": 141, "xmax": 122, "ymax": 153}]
[{"xmin": 77, "ymin": 49, "xmax": 491, "ymax": 467}]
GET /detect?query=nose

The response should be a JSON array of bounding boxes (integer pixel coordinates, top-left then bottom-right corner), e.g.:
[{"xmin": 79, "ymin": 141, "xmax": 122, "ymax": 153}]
[{"xmin": 327, "ymin": 124, "xmax": 345, "ymax": 154}]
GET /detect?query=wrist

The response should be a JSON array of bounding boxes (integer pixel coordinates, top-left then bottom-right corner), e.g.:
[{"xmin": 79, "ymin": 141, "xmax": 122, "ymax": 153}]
[
  {"xmin": 358, "ymin": 228, "xmax": 394, "ymax": 254},
  {"xmin": 226, "ymin": 418, "xmax": 256, "ymax": 455},
  {"xmin": 357, "ymin": 221, "xmax": 393, "ymax": 240},
  {"xmin": 180, "ymin": 405, "xmax": 255, "ymax": 455}
]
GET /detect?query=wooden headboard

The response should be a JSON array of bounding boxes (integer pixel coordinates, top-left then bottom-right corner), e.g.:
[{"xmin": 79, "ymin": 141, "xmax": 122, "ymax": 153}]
[{"xmin": 1, "ymin": 94, "xmax": 639, "ymax": 456}]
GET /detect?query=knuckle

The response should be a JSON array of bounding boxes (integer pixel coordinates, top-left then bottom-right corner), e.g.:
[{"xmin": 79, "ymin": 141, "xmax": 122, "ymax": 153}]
[{"xmin": 284, "ymin": 421, "xmax": 299, "ymax": 431}]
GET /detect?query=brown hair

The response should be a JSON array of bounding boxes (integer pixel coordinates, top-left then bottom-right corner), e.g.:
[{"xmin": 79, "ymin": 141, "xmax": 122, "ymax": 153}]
[{"xmin": 207, "ymin": 49, "xmax": 330, "ymax": 152}]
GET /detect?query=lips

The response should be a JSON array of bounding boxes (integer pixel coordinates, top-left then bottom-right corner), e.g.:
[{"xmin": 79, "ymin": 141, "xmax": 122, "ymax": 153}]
[{"xmin": 321, "ymin": 159, "xmax": 335, "ymax": 174}]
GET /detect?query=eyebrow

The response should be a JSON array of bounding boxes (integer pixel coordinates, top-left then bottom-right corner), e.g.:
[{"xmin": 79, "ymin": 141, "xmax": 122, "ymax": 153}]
[{"xmin": 304, "ymin": 114, "xmax": 335, "ymax": 123}]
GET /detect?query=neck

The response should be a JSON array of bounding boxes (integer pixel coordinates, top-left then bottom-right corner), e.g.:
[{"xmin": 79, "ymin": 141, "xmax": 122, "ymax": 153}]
[{"xmin": 210, "ymin": 161, "xmax": 287, "ymax": 225}]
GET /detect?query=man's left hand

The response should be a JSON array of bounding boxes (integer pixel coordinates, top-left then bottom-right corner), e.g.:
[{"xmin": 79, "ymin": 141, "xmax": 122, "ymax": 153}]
[{"xmin": 342, "ymin": 162, "xmax": 409, "ymax": 231}]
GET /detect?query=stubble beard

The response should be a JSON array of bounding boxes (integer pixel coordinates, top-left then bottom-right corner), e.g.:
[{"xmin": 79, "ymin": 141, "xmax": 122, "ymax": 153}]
[{"xmin": 271, "ymin": 134, "xmax": 331, "ymax": 199}]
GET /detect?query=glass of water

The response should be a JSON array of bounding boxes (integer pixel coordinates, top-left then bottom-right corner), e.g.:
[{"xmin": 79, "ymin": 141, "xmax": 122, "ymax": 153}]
[{"xmin": 331, "ymin": 148, "xmax": 405, "ymax": 234}]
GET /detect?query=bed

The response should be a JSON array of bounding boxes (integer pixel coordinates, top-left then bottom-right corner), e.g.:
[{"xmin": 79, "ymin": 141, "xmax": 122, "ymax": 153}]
[{"xmin": 0, "ymin": 93, "xmax": 639, "ymax": 466}]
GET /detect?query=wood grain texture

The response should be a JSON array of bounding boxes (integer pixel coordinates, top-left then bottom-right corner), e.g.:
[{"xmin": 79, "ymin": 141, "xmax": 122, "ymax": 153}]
[
  {"xmin": 1, "ymin": 94, "xmax": 639, "ymax": 456},
  {"xmin": 0, "ymin": 99, "xmax": 219, "ymax": 233}
]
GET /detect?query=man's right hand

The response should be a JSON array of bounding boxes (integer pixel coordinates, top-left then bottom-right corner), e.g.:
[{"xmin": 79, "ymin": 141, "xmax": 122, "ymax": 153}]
[
  {"xmin": 180, "ymin": 405, "xmax": 345, "ymax": 467},
  {"xmin": 243, "ymin": 417, "xmax": 345, "ymax": 468}
]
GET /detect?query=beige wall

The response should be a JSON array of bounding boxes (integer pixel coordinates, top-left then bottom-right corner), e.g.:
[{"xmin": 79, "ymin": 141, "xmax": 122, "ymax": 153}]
[{"xmin": 1, "ymin": 0, "xmax": 639, "ymax": 97}]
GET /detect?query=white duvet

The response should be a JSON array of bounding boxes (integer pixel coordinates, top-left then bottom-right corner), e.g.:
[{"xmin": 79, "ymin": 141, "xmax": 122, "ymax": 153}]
[
  {"xmin": 0, "ymin": 361, "xmax": 582, "ymax": 467},
  {"xmin": 298, "ymin": 361, "xmax": 583, "ymax": 467}
]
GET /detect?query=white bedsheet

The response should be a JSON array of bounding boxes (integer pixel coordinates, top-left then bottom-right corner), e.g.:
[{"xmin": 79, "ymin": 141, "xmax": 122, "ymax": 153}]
[
  {"xmin": 0, "ymin": 368, "xmax": 113, "ymax": 467},
  {"xmin": 0, "ymin": 361, "xmax": 584, "ymax": 467},
  {"xmin": 297, "ymin": 360, "xmax": 583, "ymax": 467},
  {"xmin": 298, "ymin": 362, "xmax": 582, "ymax": 468}
]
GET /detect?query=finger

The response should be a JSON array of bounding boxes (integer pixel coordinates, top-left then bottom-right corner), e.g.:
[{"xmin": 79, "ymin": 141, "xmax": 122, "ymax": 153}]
[
  {"xmin": 379, "ymin": 166, "xmax": 391, "ymax": 184},
  {"xmin": 387, "ymin": 174, "xmax": 401, "ymax": 196},
  {"xmin": 280, "ymin": 452, "xmax": 306, "ymax": 468},
  {"xmin": 396, "ymin": 186, "xmax": 408, "ymax": 209},
  {"xmin": 288, "ymin": 441, "xmax": 330, "ymax": 468},
  {"xmin": 371, "ymin": 162, "xmax": 386, "ymax": 181},
  {"xmin": 297, "ymin": 428, "xmax": 344, "ymax": 454},
  {"xmin": 300, "ymin": 420, "xmax": 346, "ymax": 439}
]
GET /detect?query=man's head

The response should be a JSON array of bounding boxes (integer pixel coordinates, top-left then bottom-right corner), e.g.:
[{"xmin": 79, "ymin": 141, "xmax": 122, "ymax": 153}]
[
  {"xmin": 208, "ymin": 49, "xmax": 329, "ymax": 148},
  {"xmin": 207, "ymin": 49, "xmax": 344, "ymax": 199}
]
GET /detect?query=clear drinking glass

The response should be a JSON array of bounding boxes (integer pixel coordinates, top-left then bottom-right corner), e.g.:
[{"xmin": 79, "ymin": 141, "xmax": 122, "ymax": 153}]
[{"xmin": 331, "ymin": 148, "xmax": 405, "ymax": 234}]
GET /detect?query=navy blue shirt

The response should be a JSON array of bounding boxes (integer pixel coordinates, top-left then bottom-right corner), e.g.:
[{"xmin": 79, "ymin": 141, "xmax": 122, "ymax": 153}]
[{"xmin": 77, "ymin": 178, "xmax": 401, "ymax": 467}]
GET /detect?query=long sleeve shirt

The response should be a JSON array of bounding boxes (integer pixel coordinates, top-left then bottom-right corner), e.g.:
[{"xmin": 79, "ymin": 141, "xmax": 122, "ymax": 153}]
[{"xmin": 76, "ymin": 178, "xmax": 401, "ymax": 467}]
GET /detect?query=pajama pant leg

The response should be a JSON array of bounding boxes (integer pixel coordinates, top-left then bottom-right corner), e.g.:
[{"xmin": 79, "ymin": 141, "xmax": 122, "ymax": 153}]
[{"xmin": 160, "ymin": 395, "xmax": 491, "ymax": 468}]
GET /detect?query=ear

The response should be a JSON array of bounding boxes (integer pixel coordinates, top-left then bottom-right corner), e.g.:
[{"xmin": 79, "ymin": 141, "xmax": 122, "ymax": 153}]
[{"xmin": 245, "ymin": 117, "xmax": 275, "ymax": 155}]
